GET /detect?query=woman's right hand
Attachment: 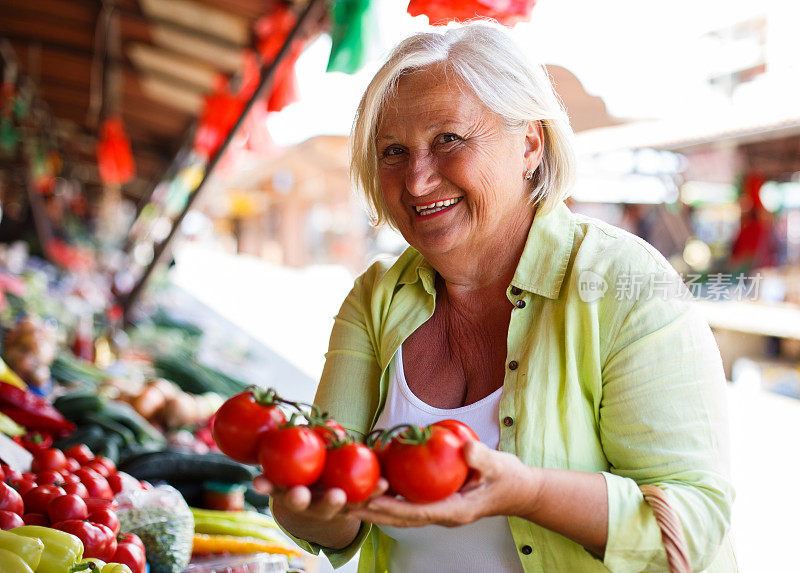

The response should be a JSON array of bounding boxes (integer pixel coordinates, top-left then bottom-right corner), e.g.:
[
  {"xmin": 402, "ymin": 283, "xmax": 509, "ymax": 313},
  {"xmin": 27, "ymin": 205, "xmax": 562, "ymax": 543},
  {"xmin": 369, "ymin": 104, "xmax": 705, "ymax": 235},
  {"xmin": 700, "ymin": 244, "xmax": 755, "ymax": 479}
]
[{"xmin": 253, "ymin": 475, "xmax": 389, "ymax": 549}]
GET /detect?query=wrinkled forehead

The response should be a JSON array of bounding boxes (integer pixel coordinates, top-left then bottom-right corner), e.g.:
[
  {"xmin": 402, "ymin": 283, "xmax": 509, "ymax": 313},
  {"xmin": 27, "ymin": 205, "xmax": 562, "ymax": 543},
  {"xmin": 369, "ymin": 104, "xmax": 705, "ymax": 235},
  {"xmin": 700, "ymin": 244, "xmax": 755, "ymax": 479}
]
[{"xmin": 376, "ymin": 66, "xmax": 489, "ymax": 134}]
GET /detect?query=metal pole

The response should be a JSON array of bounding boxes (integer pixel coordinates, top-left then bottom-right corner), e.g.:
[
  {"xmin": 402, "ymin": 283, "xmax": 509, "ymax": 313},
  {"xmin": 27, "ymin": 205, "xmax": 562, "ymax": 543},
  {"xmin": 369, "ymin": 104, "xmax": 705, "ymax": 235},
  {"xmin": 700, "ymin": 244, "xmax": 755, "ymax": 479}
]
[{"xmin": 120, "ymin": 0, "xmax": 327, "ymax": 320}]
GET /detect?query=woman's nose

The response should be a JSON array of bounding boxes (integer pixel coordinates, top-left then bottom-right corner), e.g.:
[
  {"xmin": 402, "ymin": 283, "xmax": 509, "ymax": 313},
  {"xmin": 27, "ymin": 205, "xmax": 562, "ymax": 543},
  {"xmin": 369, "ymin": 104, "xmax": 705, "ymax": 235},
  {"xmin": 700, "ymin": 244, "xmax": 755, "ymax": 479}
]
[{"xmin": 405, "ymin": 152, "xmax": 441, "ymax": 197}]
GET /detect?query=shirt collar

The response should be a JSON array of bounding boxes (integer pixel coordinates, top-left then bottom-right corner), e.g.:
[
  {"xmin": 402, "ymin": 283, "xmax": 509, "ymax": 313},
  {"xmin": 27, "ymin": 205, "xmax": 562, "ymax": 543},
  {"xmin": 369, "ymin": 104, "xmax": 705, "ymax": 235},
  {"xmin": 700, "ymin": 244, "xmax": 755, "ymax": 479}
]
[
  {"xmin": 397, "ymin": 251, "xmax": 437, "ymax": 295},
  {"xmin": 396, "ymin": 201, "xmax": 574, "ymax": 300},
  {"xmin": 511, "ymin": 201, "xmax": 575, "ymax": 300}
]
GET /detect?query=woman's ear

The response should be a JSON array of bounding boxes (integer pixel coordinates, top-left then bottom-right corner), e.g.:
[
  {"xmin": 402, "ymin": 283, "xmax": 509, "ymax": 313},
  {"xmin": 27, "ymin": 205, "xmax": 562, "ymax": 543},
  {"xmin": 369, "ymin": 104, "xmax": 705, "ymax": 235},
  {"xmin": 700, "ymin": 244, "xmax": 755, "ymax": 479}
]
[{"xmin": 524, "ymin": 120, "xmax": 544, "ymax": 171}]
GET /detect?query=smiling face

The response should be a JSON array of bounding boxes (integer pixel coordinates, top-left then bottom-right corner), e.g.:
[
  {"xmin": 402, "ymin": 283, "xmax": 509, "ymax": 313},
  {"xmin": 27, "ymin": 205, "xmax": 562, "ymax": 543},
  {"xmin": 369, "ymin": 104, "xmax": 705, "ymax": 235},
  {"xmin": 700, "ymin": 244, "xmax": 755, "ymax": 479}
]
[{"xmin": 376, "ymin": 66, "xmax": 541, "ymax": 263}]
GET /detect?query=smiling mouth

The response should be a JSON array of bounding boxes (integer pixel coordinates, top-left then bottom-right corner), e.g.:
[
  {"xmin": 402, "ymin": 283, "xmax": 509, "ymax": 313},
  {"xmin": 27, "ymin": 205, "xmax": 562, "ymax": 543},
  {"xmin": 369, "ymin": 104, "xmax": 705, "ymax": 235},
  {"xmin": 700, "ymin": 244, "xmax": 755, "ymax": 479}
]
[{"xmin": 413, "ymin": 197, "xmax": 462, "ymax": 217}]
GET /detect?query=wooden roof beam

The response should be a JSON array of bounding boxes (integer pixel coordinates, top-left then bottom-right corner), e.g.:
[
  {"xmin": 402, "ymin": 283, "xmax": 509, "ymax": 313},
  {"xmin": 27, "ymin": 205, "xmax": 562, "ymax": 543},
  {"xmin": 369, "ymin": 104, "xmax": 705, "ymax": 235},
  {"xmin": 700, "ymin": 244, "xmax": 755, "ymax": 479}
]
[
  {"xmin": 138, "ymin": 0, "xmax": 250, "ymax": 46},
  {"xmin": 127, "ymin": 43, "xmax": 218, "ymax": 93},
  {"xmin": 149, "ymin": 23, "xmax": 243, "ymax": 72},
  {"xmin": 138, "ymin": 75, "xmax": 204, "ymax": 115}
]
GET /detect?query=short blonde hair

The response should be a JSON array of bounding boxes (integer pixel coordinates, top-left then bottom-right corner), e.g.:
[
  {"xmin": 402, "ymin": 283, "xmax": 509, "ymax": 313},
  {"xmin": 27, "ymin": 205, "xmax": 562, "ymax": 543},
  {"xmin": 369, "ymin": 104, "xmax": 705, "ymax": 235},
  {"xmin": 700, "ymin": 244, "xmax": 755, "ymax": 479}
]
[{"xmin": 350, "ymin": 21, "xmax": 576, "ymax": 227}]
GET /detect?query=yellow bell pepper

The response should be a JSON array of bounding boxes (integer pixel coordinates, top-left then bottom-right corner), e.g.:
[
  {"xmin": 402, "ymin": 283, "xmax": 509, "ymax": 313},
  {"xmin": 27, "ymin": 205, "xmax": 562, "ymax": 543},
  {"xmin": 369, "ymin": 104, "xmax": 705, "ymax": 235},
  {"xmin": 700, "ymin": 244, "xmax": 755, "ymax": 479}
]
[
  {"xmin": 0, "ymin": 357, "xmax": 26, "ymax": 390},
  {"xmin": 0, "ymin": 547, "xmax": 34, "ymax": 573},
  {"xmin": 0, "ymin": 530, "xmax": 44, "ymax": 569}
]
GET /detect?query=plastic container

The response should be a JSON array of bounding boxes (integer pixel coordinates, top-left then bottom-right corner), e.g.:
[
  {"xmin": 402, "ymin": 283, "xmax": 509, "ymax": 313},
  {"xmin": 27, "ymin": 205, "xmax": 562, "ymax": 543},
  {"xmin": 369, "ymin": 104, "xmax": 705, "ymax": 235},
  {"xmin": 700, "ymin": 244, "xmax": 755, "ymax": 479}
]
[{"xmin": 181, "ymin": 553, "xmax": 290, "ymax": 573}]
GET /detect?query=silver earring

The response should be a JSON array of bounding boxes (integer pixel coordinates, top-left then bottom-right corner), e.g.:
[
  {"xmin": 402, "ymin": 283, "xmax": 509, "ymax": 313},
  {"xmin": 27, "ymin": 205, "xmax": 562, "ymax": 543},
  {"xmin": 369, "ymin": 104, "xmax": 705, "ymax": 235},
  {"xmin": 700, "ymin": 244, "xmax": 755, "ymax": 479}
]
[{"xmin": 524, "ymin": 169, "xmax": 534, "ymax": 181}]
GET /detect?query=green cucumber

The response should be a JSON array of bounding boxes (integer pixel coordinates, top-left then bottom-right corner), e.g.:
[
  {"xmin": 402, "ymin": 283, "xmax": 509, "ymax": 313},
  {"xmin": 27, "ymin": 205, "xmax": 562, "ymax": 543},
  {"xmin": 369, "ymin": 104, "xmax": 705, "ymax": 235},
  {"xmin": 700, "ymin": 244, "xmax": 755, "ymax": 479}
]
[
  {"xmin": 81, "ymin": 413, "xmax": 137, "ymax": 447},
  {"xmin": 96, "ymin": 432, "xmax": 123, "ymax": 463},
  {"xmin": 98, "ymin": 401, "xmax": 166, "ymax": 445},
  {"xmin": 54, "ymin": 424, "xmax": 106, "ymax": 451},
  {"xmin": 53, "ymin": 393, "xmax": 105, "ymax": 420},
  {"xmin": 118, "ymin": 451, "xmax": 258, "ymax": 484}
]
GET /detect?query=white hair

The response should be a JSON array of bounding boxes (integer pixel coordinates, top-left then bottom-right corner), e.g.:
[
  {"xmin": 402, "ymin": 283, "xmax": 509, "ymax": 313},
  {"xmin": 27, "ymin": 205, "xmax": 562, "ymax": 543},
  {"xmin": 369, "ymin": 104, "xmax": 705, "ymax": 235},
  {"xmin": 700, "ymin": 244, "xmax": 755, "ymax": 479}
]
[{"xmin": 350, "ymin": 21, "xmax": 576, "ymax": 226}]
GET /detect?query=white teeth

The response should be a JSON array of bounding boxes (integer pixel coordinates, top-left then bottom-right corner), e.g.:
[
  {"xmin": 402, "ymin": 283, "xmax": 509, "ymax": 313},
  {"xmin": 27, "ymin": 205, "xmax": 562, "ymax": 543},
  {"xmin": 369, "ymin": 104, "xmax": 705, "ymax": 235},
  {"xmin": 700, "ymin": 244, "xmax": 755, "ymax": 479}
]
[{"xmin": 414, "ymin": 197, "xmax": 461, "ymax": 215}]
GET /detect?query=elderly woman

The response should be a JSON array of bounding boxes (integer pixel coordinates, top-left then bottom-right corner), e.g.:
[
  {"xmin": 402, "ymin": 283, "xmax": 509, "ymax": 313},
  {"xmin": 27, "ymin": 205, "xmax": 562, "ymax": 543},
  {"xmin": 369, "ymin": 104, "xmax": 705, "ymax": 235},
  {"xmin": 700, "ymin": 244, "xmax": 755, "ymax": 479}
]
[{"xmin": 257, "ymin": 23, "xmax": 735, "ymax": 572}]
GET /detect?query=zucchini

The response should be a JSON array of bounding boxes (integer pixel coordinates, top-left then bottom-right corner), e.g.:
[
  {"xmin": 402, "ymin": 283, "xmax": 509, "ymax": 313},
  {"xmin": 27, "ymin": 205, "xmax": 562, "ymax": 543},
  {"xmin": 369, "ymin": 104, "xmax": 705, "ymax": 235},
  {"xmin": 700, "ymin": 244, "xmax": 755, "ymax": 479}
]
[
  {"xmin": 118, "ymin": 451, "xmax": 258, "ymax": 484},
  {"xmin": 54, "ymin": 424, "xmax": 106, "ymax": 451},
  {"xmin": 51, "ymin": 353, "xmax": 107, "ymax": 386},
  {"xmin": 118, "ymin": 442, "xmax": 166, "ymax": 465},
  {"xmin": 98, "ymin": 401, "xmax": 166, "ymax": 445},
  {"xmin": 96, "ymin": 432, "xmax": 123, "ymax": 463},
  {"xmin": 244, "ymin": 483, "xmax": 270, "ymax": 510},
  {"xmin": 81, "ymin": 413, "xmax": 138, "ymax": 447},
  {"xmin": 154, "ymin": 352, "xmax": 248, "ymax": 397},
  {"xmin": 53, "ymin": 393, "xmax": 105, "ymax": 420}
]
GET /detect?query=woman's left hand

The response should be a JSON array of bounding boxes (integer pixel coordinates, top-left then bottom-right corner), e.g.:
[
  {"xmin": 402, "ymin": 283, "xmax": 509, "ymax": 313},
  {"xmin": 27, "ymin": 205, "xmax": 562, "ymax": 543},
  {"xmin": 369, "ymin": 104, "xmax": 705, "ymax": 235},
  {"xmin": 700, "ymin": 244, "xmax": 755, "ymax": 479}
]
[{"xmin": 348, "ymin": 440, "xmax": 540, "ymax": 527}]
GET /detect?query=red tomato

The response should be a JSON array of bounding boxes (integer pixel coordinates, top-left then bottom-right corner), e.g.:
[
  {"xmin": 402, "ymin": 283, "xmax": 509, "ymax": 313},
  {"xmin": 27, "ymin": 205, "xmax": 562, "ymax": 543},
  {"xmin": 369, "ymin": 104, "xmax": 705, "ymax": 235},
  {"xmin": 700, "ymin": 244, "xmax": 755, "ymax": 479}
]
[
  {"xmin": 7, "ymin": 477, "xmax": 36, "ymax": 497},
  {"xmin": 312, "ymin": 419, "xmax": 348, "ymax": 447},
  {"xmin": 53, "ymin": 519, "xmax": 115, "ymax": 559},
  {"xmin": 0, "ymin": 509, "xmax": 25, "ymax": 529},
  {"xmin": 430, "ymin": 420, "xmax": 479, "ymax": 444},
  {"xmin": 36, "ymin": 470, "xmax": 66, "ymax": 487},
  {"xmin": 382, "ymin": 425, "xmax": 469, "ymax": 503},
  {"xmin": 0, "ymin": 482, "xmax": 24, "ymax": 515},
  {"xmin": 60, "ymin": 473, "xmax": 80, "ymax": 485},
  {"xmin": 97, "ymin": 522, "xmax": 117, "ymax": 560},
  {"xmin": 120, "ymin": 531, "xmax": 144, "ymax": 552},
  {"xmin": 62, "ymin": 481, "xmax": 89, "ymax": 498},
  {"xmin": 31, "ymin": 448, "xmax": 67, "ymax": 473},
  {"xmin": 74, "ymin": 469, "xmax": 113, "ymax": 499},
  {"xmin": 63, "ymin": 458, "xmax": 81, "ymax": 473},
  {"xmin": 47, "ymin": 494, "xmax": 88, "ymax": 522},
  {"xmin": 3, "ymin": 467, "xmax": 21, "ymax": 483},
  {"xmin": 20, "ymin": 432, "xmax": 53, "ymax": 453},
  {"xmin": 22, "ymin": 484, "xmax": 65, "ymax": 514},
  {"xmin": 113, "ymin": 533, "xmax": 146, "ymax": 573},
  {"xmin": 22, "ymin": 512, "xmax": 49, "ymax": 526},
  {"xmin": 107, "ymin": 473, "xmax": 123, "ymax": 495},
  {"xmin": 21, "ymin": 473, "xmax": 36, "ymax": 481},
  {"xmin": 258, "ymin": 426, "xmax": 326, "ymax": 488},
  {"xmin": 88, "ymin": 507, "xmax": 120, "ymax": 536},
  {"xmin": 212, "ymin": 391, "xmax": 287, "ymax": 464},
  {"xmin": 64, "ymin": 444, "xmax": 94, "ymax": 465},
  {"xmin": 0, "ymin": 466, "xmax": 4, "ymax": 481},
  {"xmin": 318, "ymin": 443, "xmax": 380, "ymax": 503},
  {"xmin": 83, "ymin": 460, "xmax": 112, "ymax": 478},
  {"xmin": 84, "ymin": 497, "xmax": 118, "ymax": 513},
  {"xmin": 89, "ymin": 456, "xmax": 116, "ymax": 476}
]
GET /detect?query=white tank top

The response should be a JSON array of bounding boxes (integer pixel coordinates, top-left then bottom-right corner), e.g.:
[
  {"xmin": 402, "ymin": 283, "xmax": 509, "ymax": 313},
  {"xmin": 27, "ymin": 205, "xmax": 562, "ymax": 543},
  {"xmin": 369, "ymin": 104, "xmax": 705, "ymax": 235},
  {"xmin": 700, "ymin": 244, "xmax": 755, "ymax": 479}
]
[{"xmin": 373, "ymin": 345, "xmax": 524, "ymax": 573}]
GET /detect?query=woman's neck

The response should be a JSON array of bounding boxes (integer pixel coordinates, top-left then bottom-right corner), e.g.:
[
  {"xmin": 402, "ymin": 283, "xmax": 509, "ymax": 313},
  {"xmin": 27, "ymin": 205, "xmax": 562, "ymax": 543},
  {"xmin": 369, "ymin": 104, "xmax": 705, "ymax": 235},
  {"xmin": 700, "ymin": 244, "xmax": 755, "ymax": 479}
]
[{"xmin": 428, "ymin": 205, "xmax": 536, "ymax": 313}]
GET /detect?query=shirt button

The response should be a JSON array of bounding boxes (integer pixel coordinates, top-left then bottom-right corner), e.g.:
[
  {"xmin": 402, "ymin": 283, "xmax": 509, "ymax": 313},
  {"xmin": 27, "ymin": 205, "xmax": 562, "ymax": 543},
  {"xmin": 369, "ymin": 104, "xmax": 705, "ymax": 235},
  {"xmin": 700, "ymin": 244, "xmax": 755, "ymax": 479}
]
[
  {"xmin": 515, "ymin": 300, "xmax": 526, "ymax": 309},
  {"xmin": 508, "ymin": 360, "xmax": 518, "ymax": 370},
  {"xmin": 510, "ymin": 286, "xmax": 522, "ymax": 296},
  {"xmin": 521, "ymin": 545, "xmax": 533, "ymax": 555},
  {"xmin": 503, "ymin": 416, "xmax": 514, "ymax": 427}
]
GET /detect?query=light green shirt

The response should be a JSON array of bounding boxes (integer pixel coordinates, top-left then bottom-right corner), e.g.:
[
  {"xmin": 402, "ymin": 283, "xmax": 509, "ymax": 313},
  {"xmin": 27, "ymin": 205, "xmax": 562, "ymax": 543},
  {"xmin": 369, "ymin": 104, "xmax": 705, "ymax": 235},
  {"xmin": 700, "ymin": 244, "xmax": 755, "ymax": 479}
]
[{"xmin": 282, "ymin": 202, "xmax": 736, "ymax": 572}]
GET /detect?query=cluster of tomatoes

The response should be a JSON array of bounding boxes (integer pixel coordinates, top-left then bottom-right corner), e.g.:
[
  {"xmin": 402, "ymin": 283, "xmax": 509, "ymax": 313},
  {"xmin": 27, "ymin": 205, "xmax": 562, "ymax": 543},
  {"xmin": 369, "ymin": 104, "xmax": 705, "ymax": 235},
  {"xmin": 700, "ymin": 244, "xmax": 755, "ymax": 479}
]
[
  {"xmin": 0, "ymin": 444, "xmax": 147, "ymax": 572},
  {"xmin": 212, "ymin": 388, "xmax": 479, "ymax": 504}
]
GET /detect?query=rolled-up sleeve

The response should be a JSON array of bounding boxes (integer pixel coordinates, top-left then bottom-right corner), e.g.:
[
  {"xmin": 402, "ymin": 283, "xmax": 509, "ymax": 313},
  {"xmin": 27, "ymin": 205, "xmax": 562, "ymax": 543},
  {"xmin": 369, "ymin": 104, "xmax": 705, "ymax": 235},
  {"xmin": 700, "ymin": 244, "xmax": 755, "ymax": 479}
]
[{"xmin": 599, "ymin": 280, "xmax": 733, "ymax": 572}]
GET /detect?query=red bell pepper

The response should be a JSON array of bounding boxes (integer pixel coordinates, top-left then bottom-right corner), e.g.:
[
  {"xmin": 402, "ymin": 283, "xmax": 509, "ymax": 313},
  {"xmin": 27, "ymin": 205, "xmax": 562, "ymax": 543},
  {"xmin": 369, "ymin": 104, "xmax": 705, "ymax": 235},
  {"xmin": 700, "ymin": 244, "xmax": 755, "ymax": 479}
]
[
  {"xmin": 0, "ymin": 382, "xmax": 75, "ymax": 436},
  {"xmin": 113, "ymin": 533, "xmax": 146, "ymax": 573},
  {"xmin": 53, "ymin": 520, "xmax": 116, "ymax": 560}
]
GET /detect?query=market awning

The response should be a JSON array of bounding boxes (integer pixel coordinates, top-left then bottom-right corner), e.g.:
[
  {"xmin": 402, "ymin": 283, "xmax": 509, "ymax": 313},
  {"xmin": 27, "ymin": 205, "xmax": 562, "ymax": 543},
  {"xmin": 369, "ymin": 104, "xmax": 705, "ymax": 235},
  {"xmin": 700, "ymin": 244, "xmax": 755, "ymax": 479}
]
[{"xmin": 1, "ymin": 0, "xmax": 321, "ymax": 199}]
